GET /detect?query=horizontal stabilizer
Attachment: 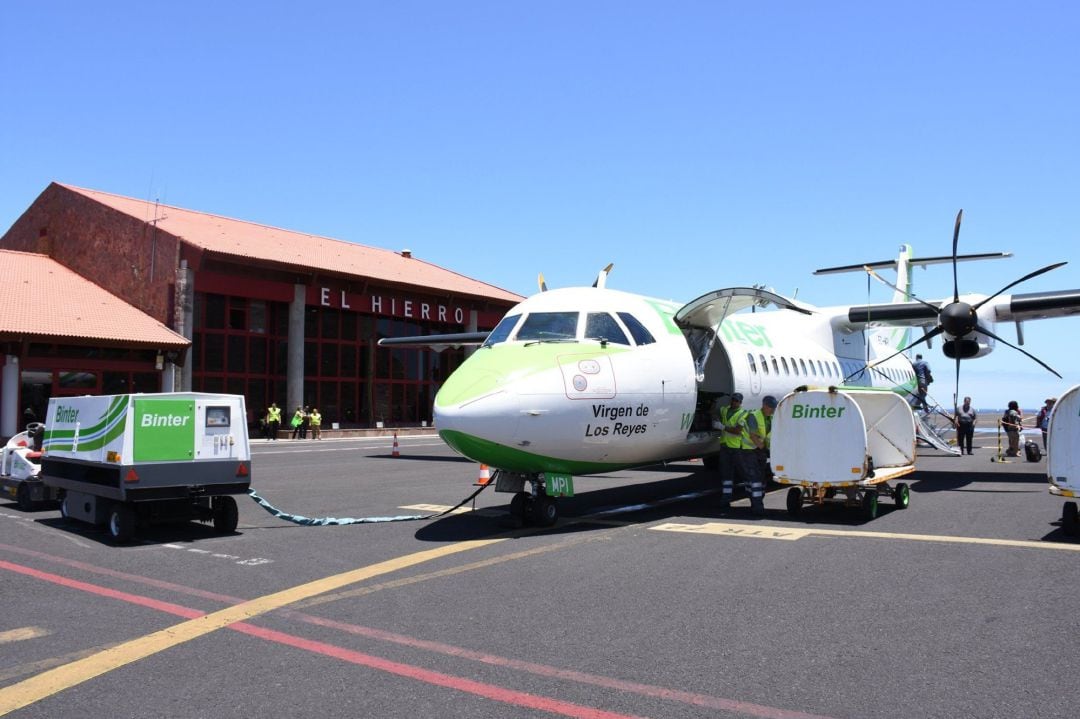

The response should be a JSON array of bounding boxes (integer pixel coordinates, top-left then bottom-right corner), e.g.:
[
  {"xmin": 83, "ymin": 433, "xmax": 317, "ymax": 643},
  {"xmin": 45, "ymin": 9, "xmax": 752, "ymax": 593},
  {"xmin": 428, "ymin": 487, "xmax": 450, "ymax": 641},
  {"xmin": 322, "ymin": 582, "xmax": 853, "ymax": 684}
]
[{"xmin": 814, "ymin": 252, "xmax": 1011, "ymax": 276}]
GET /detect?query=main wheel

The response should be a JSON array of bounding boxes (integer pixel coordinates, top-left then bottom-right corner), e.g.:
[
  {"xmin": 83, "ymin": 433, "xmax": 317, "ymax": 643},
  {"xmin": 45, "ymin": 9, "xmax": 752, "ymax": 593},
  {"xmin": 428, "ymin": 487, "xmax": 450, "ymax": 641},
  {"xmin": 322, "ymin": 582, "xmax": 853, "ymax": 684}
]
[
  {"xmin": 16, "ymin": 483, "xmax": 35, "ymax": 512},
  {"xmin": 531, "ymin": 496, "xmax": 558, "ymax": 527},
  {"xmin": 893, "ymin": 483, "xmax": 910, "ymax": 510},
  {"xmin": 786, "ymin": 487, "xmax": 803, "ymax": 516},
  {"xmin": 213, "ymin": 496, "xmax": 239, "ymax": 534},
  {"xmin": 108, "ymin": 504, "xmax": 136, "ymax": 543},
  {"xmin": 59, "ymin": 493, "xmax": 71, "ymax": 521},
  {"xmin": 1063, "ymin": 502, "xmax": 1079, "ymax": 537},
  {"xmin": 860, "ymin": 491, "xmax": 878, "ymax": 520}
]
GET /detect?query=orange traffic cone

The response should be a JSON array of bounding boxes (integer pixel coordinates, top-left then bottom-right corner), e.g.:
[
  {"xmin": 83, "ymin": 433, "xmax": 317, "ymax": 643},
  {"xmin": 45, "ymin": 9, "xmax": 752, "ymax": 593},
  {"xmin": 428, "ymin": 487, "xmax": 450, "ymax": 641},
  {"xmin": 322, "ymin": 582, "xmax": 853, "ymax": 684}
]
[
  {"xmin": 392, "ymin": 432, "xmax": 400, "ymax": 458},
  {"xmin": 474, "ymin": 464, "xmax": 491, "ymax": 486}
]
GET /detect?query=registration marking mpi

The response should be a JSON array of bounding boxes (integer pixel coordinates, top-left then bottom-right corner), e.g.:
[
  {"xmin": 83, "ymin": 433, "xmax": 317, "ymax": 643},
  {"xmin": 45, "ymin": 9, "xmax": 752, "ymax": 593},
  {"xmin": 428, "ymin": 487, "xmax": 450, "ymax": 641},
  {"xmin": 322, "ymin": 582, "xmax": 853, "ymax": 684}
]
[{"xmin": 652, "ymin": 522, "xmax": 810, "ymax": 541}]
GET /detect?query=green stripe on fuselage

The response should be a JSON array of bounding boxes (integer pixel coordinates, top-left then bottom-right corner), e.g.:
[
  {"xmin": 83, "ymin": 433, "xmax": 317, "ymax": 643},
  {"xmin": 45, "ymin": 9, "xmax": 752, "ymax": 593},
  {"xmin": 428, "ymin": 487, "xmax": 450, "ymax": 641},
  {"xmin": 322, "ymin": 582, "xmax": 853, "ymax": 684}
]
[{"xmin": 439, "ymin": 429, "xmax": 631, "ymax": 475}]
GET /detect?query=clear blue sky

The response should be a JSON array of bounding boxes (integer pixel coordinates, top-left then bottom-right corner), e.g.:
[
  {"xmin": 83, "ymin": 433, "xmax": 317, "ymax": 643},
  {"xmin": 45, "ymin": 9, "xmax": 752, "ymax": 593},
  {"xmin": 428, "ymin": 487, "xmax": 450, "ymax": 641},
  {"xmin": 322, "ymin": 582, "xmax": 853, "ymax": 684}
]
[{"xmin": 3, "ymin": 2, "xmax": 1078, "ymax": 411}]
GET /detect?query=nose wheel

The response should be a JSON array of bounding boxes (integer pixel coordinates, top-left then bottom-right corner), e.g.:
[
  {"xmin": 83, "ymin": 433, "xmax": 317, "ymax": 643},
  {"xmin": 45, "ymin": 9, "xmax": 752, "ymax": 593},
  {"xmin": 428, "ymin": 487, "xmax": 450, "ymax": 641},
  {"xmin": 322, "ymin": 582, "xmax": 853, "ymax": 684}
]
[{"xmin": 508, "ymin": 482, "xmax": 560, "ymax": 527}]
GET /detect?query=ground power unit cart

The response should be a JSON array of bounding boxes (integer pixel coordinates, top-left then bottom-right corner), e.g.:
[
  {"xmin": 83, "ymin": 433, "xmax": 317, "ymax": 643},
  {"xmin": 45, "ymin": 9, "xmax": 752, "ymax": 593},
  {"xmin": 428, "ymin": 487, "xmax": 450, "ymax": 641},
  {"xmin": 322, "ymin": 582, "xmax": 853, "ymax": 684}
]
[
  {"xmin": 1047, "ymin": 384, "xmax": 1080, "ymax": 536},
  {"xmin": 41, "ymin": 393, "xmax": 251, "ymax": 542},
  {"xmin": 771, "ymin": 387, "xmax": 917, "ymax": 520}
]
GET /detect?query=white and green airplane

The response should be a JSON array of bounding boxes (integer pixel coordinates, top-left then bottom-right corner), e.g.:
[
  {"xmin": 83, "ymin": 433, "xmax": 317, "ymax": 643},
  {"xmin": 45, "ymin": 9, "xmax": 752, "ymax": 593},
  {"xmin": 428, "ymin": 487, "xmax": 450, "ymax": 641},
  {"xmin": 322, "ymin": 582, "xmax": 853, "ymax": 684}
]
[{"xmin": 382, "ymin": 213, "xmax": 1080, "ymax": 525}]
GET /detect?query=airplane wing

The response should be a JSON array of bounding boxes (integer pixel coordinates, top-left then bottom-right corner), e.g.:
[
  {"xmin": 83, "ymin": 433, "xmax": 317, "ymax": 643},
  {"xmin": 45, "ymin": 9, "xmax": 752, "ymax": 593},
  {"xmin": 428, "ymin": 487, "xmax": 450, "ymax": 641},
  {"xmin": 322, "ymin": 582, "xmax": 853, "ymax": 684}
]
[
  {"xmin": 377, "ymin": 331, "xmax": 490, "ymax": 349},
  {"xmin": 675, "ymin": 287, "xmax": 811, "ymax": 330},
  {"xmin": 841, "ymin": 289, "xmax": 1080, "ymax": 330}
]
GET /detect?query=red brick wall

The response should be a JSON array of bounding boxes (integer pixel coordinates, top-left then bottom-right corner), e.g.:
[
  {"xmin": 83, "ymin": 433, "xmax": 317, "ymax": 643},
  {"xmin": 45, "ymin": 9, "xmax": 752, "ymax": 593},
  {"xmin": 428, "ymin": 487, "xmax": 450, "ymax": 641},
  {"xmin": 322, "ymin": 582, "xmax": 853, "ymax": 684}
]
[{"xmin": 0, "ymin": 183, "xmax": 180, "ymax": 324}]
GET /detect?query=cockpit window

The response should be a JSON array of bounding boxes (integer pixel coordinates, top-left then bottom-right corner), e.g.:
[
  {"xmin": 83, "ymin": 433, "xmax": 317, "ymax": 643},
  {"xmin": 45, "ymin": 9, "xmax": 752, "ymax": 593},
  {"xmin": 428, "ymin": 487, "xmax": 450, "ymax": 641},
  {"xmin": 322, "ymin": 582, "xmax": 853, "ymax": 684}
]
[
  {"xmin": 584, "ymin": 313, "xmax": 630, "ymax": 345},
  {"xmin": 516, "ymin": 312, "xmax": 579, "ymax": 342},
  {"xmin": 617, "ymin": 313, "xmax": 655, "ymax": 345},
  {"xmin": 481, "ymin": 314, "xmax": 521, "ymax": 347}
]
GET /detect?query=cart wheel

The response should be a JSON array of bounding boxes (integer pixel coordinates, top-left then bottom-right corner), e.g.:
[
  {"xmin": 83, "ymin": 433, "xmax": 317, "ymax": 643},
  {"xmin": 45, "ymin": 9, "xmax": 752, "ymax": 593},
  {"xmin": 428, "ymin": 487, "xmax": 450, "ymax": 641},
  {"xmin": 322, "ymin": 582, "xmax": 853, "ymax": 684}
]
[
  {"xmin": 894, "ymin": 483, "xmax": 910, "ymax": 510},
  {"xmin": 1063, "ymin": 502, "xmax": 1079, "ymax": 537},
  {"xmin": 59, "ymin": 494, "xmax": 71, "ymax": 521},
  {"xmin": 860, "ymin": 491, "xmax": 878, "ymax": 520},
  {"xmin": 16, "ymin": 483, "xmax": 35, "ymax": 512},
  {"xmin": 108, "ymin": 504, "xmax": 136, "ymax": 543},
  {"xmin": 786, "ymin": 487, "xmax": 803, "ymax": 516},
  {"xmin": 823, "ymin": 487, "xmax": 837, "ymax": 500},
  {"xmin": 213, "ymin": 496, "xmax": 239, "ymax": 534}
]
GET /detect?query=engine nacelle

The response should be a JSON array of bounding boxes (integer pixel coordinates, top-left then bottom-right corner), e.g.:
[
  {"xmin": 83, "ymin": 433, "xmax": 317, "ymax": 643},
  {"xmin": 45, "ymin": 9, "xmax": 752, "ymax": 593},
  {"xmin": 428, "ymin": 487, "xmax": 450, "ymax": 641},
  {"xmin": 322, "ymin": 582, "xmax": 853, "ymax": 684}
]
[{"xmin": 942, "ymin": 332, "xmax": 994, "ymax": 359}]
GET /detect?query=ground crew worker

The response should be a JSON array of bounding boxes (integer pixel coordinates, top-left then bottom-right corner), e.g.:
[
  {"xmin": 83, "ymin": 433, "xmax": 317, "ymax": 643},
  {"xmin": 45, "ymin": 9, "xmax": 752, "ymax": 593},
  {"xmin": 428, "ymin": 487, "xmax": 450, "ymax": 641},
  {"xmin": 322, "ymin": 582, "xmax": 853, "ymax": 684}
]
[
  {"xmin": 751, "ymin": 396, "xmax": 777, "ymax": 487},
  {"xmin": 266, "ymin": 403, "xmax": 282, "ymax": 440},
  {"xmin": 310, "ymin": 407, "xmax": 322, "ymax": 440},
  {"xmin": 714, "ymin": 392, "xmax": 758, "ymax": 511}
]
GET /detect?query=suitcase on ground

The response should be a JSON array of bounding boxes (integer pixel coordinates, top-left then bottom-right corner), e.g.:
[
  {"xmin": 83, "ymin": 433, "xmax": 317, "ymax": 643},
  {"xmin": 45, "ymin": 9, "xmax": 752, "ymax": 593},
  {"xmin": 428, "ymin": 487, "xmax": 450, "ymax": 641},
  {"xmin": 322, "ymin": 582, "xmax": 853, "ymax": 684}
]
[{"xmin": 1024, "ymin": 440, "xmax": 1042, "ymax": 462}]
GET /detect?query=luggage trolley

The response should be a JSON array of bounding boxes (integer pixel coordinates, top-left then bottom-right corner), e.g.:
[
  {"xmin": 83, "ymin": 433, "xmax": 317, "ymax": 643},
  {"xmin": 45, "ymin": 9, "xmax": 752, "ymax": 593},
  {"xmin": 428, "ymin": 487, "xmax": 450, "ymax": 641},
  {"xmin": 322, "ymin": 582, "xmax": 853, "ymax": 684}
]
[
  {"xmin": 771, "ymin": 387, "xmax": 917, "ymax": 520},
  {"xmin": 1047, "ymin": 384, "xmax": 1080, "ymax": 537}
]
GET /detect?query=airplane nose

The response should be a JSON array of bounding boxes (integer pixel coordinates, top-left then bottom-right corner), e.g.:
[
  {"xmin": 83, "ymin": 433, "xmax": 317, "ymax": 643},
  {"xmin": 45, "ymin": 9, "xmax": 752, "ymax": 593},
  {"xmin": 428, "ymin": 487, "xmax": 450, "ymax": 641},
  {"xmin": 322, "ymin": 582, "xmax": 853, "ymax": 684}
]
[{"xmin": 434, "ymin": 389, "xmax": 521, "ymax": 459}]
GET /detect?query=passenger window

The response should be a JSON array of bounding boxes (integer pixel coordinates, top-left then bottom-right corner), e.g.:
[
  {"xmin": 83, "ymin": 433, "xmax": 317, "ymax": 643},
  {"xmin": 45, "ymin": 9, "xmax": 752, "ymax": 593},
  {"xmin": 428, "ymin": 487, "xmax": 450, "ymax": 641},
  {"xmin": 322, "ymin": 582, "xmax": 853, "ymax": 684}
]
[
  {"xmin": 799, "ymin": 358, "xmax": 808, "ymax": 375},
  {"xmin": 482, "ymin": 314, "xmax": 521, "ymax": 347},
  {"xmin": 817, "ymin": 360, "xmax": 825, "ymax": 376},
  {"xmin": 771, "ymin": 357, "xmax": 779, "ymax": 374},
  {"xmin": 585, "ymin": 313, "xmax": 630, "ymax": 345},
  {"xmin": 617, "ymin": 313, "xmax": 655, "ymax": 345},
  {"xmin": 748, "ymin": 353, "xmax": 757, "ymax": 374},
  {"xmin": 781, "ymin": 357, "xmax": 790, "ymax": 375},
  {"xmin": 517, "ymin": 312, "xmax": 579, "ymax": 341},
  {"xmin": 760, "ymin": 354, "xmax": 769, "ymax": 375},
  {"xmin": 790, "ymin": 358, "xmax": 799, "ymax": 376}
]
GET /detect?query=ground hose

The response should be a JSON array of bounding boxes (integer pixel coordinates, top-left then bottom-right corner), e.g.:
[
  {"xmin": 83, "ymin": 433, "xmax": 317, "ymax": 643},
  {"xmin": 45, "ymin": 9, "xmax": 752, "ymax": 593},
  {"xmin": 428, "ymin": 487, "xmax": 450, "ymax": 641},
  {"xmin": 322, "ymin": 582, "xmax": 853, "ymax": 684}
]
[{"xmin": 247, "ymin": 474, "xmax": 495, "ymax": 525}]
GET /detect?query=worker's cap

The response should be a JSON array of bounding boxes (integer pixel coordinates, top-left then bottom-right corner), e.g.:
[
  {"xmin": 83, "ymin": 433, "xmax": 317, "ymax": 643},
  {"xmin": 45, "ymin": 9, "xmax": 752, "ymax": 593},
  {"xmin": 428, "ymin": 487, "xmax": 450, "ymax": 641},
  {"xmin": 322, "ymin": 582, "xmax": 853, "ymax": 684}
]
[
  {"xmin": 730, "ymin": 392, "xmax": 743, "ymax": 402},
  {"xmin": 762, "ymin": 395, "xmax": 778, "ymax": 408},
  {"xmin": 1047, "ymin": 397, "xmax": 1057, "ymax": 403}
]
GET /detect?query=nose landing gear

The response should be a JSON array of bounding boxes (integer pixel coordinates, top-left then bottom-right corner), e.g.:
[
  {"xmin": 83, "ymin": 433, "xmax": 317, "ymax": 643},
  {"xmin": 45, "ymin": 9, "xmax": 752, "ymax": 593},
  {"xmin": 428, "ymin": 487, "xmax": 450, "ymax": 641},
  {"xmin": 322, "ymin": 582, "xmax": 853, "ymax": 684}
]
[{"xmin": 507, "ymin": 474, "xmax": 560, "ymax": 527}]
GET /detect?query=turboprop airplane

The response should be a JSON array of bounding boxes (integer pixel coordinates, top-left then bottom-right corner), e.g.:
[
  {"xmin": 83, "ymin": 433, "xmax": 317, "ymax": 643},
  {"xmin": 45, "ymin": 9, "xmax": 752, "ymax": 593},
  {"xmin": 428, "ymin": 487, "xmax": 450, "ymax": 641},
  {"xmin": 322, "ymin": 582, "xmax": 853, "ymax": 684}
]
[{"xmin": 380, "ymin": 212, "xmax": 1080, "ymax": 526}]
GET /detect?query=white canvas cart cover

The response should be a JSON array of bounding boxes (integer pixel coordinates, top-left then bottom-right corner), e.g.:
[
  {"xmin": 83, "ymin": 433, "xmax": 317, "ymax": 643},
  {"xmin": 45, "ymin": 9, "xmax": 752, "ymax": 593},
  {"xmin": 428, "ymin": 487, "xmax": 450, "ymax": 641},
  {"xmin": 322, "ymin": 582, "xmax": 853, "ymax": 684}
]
[
  {"xmin": 1048, "ymin": 383, "xmax": 1080, "ymax": 496},
  {"xmin": 771, "ymin": 389, "xmax": 916, "ymax": 486}
]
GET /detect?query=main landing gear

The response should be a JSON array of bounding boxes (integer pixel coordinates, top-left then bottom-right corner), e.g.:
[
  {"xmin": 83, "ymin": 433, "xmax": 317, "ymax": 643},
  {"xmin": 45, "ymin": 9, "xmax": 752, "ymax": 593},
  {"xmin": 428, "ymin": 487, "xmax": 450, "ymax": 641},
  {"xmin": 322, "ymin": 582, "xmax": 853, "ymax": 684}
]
[{"xmin": 507, "ymin": 474, "xmax": 559, "ymax": 527}]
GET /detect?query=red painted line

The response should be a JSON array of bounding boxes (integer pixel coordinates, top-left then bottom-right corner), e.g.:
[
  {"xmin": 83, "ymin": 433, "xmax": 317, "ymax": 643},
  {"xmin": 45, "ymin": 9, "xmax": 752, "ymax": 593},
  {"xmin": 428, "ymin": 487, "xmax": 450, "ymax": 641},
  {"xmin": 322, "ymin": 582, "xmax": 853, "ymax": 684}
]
[
  {"xmin": 1, "ymin": 543, "xmax": 839, "ymax": 719},
  {"xmin": 0, "ymin": 560, "xmax": 642, "ymax": 719},
  {"xmin": 232, "ymin": 622, "xmax": 643, "ymax": 719},
  {"xmin": 0, "ymin": 560, "xmax": 203, "ymax": 620}
]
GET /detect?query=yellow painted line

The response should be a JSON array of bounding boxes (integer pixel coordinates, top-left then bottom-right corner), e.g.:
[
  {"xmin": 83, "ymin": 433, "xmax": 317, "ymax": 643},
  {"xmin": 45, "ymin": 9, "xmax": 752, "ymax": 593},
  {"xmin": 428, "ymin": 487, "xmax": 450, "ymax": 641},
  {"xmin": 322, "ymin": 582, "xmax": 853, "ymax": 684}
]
[
  {"xmin": 0, "ymin": 539, "xmax": 502, "ymax": 716},
  {"xmin": 0, "ymin": 627, "xmax": 50, "ymax": 644},
  {"xmin": 651, "ymin": 521, "xmax": 1080, "ymax": 552}
]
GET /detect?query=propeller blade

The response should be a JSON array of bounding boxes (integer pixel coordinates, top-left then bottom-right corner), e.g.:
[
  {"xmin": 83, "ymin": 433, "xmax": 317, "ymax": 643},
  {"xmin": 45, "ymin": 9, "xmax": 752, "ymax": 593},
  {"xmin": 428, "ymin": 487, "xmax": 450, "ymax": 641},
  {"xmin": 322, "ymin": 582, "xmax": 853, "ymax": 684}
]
[
  {"xmin": 864, "ymin": 266, "xmax": 940, "ymax": 312},
  {"xmin": 953, "ymin": 354, "xmax": 961, "ymax": 414},
  {"xmin": 971, "ymin": 262, "xmax": 1068, "ymax": 312},
  {"xmin": 951, "ymin": 209, "xmax": 963, "ymax": 303},
  {"xmin": 975, "ymin": 323, "xmax": 1062, "ymax": 378}
]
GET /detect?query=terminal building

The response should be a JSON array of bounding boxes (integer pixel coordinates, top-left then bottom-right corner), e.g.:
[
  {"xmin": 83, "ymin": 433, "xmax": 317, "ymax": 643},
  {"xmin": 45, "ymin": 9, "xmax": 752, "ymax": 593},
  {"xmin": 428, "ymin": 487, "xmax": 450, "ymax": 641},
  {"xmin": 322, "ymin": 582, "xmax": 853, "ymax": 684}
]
[{"xmin": 0, "ymin": 183, "xmax": 522, "ymax": 437}]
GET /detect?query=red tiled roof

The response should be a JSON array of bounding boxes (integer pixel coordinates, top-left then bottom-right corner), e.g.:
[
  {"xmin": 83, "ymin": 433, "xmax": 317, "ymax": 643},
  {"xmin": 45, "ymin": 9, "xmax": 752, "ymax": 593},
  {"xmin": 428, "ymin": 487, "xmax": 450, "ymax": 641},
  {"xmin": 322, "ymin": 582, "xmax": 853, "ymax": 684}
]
[
  {"xmin": 0, "ymin": 250, "xmax": 188, "ymax": 348},
  {"xmin": 61, "ymin": 184, "xmax": 524, "ymax": 304}
]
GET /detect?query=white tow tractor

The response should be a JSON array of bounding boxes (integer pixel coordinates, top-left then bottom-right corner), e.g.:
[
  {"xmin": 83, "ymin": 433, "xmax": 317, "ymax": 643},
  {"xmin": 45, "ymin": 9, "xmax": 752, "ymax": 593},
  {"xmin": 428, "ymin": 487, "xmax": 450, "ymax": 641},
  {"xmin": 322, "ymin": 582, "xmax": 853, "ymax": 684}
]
[
  {"xmin": 771, "ymin": 387, "xmax": 917, "ymax": 520},
  {"xmin": 2, "ymin": 423, "xmax": 59, "ymax": 511},
  {"xmin": 41, "ymin": 393, "xmax": 251, "ymax": 542},
  {"xmin": 1047, "ymin": 384, "xmax": 1080, "ymax": 537}
]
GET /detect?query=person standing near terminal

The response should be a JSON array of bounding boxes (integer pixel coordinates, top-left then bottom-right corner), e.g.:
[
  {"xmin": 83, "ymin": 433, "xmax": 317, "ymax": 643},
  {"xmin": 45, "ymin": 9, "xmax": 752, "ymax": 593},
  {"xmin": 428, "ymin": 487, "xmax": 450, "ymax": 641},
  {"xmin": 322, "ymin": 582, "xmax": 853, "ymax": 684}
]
[
  {"xmin": 954, "ymin": 396, "xmax": 977, "ymax": 455},
  {"xmin": 310, "ymin": 407, "xmax": 322, "ymax": 440},
  {"xmin": 1036, "ymin": 397, "xmax": 1055, "ymax": 450},
  {"xmin": 1002, "ymin": 400, "xmax": 1023, "ymax": 457},
  {"xmin": 266, "ymin": 402, "xmax": 282, "ymax": 440},
  {"xmin": 291, "ymin": 406, "xmax": 305, "ymax": 439}
]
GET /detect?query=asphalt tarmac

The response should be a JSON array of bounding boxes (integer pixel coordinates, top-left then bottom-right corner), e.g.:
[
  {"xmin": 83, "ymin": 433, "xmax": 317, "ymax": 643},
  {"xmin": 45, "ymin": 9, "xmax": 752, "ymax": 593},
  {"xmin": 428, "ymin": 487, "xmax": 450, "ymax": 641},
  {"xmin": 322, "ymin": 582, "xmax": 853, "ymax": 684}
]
[{"xmin": 1, "ymin": 434, "xmax": 1076, "ymax": 719}]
